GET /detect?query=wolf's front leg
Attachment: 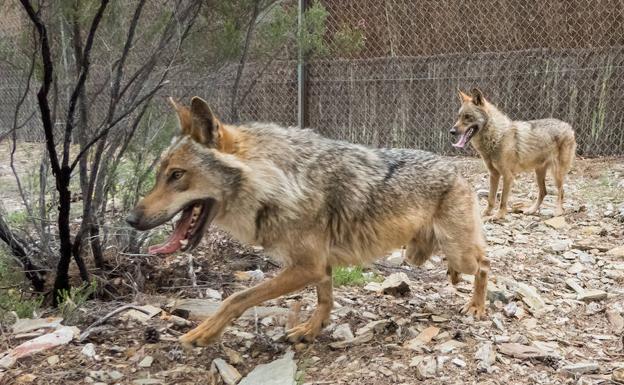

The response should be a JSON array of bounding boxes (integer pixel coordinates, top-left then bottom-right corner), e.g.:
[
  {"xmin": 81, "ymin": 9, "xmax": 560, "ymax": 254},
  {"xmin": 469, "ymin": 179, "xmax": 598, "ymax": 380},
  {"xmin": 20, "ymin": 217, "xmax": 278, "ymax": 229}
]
[
  {"xmin": 287, "ymin": 268, "xmax": 333, "ymax": 342},
  {"xmin": 494, "ymin": 174, "xmax": 514, "ymax": 220},
  {"xmin": 180, "ymin": 265, "xmax": 325, "ymax": 347},
  {"xmin": 483, "ymin": 170, "xmax": 500, "ymax": 217}
]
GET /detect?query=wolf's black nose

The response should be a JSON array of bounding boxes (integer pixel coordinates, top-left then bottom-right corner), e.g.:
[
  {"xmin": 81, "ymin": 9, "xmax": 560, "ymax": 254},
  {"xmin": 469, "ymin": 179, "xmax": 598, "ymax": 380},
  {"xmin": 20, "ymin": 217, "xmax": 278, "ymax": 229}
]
[
  {"xmin": 450, "ymin": 127, "xmax": 458, "ymax": 135},
  {"xmin": 126, "ymin": 211, "xmax": 141, "ymax": 227}
]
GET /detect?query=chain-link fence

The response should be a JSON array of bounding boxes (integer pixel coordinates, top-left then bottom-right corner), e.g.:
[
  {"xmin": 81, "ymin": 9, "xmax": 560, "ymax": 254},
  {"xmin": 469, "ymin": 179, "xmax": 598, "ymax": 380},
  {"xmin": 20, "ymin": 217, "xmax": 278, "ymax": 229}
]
[
  {"xmin": 306, "ymin": 0, "xmax": 624, "ymax": 156},
  {"xmin": 1, "ymin": 0, "xmax": 623, "ymax": 156}
]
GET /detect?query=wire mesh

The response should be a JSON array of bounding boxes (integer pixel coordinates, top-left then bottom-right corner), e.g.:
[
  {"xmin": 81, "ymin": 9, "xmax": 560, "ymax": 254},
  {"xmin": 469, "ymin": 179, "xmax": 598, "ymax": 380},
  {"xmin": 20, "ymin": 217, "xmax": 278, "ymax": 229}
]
[{"xmin": 1, "ymin": 0, "xmax": 623, "ymax": 156}]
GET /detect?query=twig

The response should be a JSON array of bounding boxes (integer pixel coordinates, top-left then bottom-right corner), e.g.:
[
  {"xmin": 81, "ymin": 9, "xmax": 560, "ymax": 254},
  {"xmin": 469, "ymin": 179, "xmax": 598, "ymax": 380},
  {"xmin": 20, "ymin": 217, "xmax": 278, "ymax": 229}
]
[{"xmin": 79, "ymin": 304, "xmax": 151, "ymax": 341}]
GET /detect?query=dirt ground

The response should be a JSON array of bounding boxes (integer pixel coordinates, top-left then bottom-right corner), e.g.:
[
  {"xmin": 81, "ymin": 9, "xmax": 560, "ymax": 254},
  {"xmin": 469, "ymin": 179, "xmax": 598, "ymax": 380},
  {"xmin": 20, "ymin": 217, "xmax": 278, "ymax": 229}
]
[{"xmin": 1, "ymin": 156, "xmax": 624, "ymax": 385}]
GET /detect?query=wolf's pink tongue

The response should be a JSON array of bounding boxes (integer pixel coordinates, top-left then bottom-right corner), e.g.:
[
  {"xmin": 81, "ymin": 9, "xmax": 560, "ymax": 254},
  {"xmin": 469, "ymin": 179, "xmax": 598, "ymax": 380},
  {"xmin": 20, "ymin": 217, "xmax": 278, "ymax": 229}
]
[
  {"xmin": 452, "ymin": 133, "xmax": 469, "ymax": 148},
  {"xmin": 148, "ymin": 210, "xmax": 193, "ymax": 255}
]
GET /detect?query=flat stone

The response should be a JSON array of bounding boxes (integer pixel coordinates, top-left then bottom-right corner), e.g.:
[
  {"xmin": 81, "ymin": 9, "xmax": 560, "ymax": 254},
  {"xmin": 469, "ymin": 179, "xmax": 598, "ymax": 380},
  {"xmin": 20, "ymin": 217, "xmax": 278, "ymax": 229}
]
[
  {"xmin": 561, "ymin": 362, "xmax": 599, "ymax": 375},
  {"xmin": 12, "ymin": 317, "xmax": 63, "ymax": 334},
  {"xmin": 223, "ymin": 346, "xmax": 243, "ymax": 365},
  {"xmin": 545, "ymin": 216, "xmax": 566, "ymax": 229},
  {"xmin": 416, "ymin": 356, "xmax": 437, "ymax": 379},
  {"xmin": 613, "ymin": 368, "xmax": 624, "ymax": 383},
  {"xmin": 498, "ymin": 343, "xmax": 548, "ymax": 359},
  {"xmin": 170, "ymin": 299, "xmax": 289, "ymax": 321},
  {"xmin": 123, "ymin": 305, "xmax": 162, "ymax": 323},
  {"xmin": 436, "ymin": 340, "xmax": 466, "ymax": 354},
  {"xmin": 47, "ymin": 355, "xmax": 59, "ymax": 365},
  {"xmin": 578, "ymin": 289, "xmax": 608, "ymax": 302},
  {"xmin": 239, "ymin": 351, "xmax": 297, "ymax": 385},
  {"xmin": 132, "ymin": 380, "xmax": 164, "ymax": 385},
  {"xmin": 205, "ymin": 288, "xmax": 222, "ymax": 301},
  {"xmin": 503, "ymin": 302, "xmax": 518, "ymax": 317},
  {"xmin": 386, "ymin": 250, "xmax": 405, "ymax": 266},
  {"xmin": 380, "ymin": 273, "xmax": 411, "ymax": 296},
  {"xmin": 81, "ymin": 343, "xmax": 97, "ymax": 359},
  {"xmin": 330, "ymin": 332, "xmax": 374, "ymax": 349},
  {"xmin": 607, "ymin": 246, "xmax": 624, "ymax": 258},
  {"xmin": 451, "ymin": 358, "xmax": 466, "ymax": 368},
  {"xmin": 515, "ymin": 282, "xmax": 548, "ymax": 315},
  {"xmin": 108, "ymin": 371, "xmax": 124, "ymax": 381},
  {"xmin": 567, "ymin": 262, "xmax": 585, "ymax": 274},
  {"xmin": 550, "ymin": 239, "xmax": 571, "ymax": 252},
  {"xmin": 213, "ymin": 358, "xmax": 242, "ymax": 385},
  {"xmin": 138, "ymin": 356, "xmax": 153, "ymax": 368},
  {"xmin": 404, "ymin": 326, "xmax": 440, "ymax": 350},
  {"xmin": 355, "ymin": 319, "xmax": 390, "ymax": 336},
  {"xmin": 606, "ymin": 310, "xmax": 624, "ymax": 332},
  {"xmin": 332, "ymin": 323, "xmax": 354, "ymax": 342},
  {"xmin": 363, "ymin": 282, "xmax": 382, "ymax": 292}
]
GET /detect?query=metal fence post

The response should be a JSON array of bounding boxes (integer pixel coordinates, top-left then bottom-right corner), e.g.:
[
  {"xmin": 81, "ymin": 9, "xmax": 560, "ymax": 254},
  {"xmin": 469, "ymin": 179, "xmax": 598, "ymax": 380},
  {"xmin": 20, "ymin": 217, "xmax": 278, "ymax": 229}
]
[{"xmin": 297, "ymin": 0, "xmax": 307, "ymax": 129}]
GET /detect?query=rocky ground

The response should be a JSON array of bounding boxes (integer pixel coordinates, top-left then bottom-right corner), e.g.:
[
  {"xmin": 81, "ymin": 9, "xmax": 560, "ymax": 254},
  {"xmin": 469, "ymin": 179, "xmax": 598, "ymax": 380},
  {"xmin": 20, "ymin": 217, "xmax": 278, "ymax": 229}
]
[{"xmin": 1, "ymin": 157, "xmax": 623, "ymax": 385}]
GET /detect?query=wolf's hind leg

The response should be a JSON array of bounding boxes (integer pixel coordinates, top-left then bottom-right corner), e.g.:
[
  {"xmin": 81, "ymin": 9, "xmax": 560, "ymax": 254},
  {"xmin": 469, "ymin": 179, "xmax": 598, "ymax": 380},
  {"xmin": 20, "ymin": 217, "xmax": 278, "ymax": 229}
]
[
  {"xmin": 405, "ymin": 227, "xmax": 435, "ymax": 266},
  {"xmin": 553, "ymin": 140, "xmax": 576, "ymax": 216},
  {"xmin": 286, "ymin": 266, "xmax": 333, "ymax": 343},
  {"xmin": 436, "ymin": 178, "xmax": 490, "ymax": 318},
  {"xmin": 525, "ymin": 165, "xmax": 547, "ymax": 215},
  {"xmin": 447, "ymin": 268, "xmax": 462, "ymax": 285}
]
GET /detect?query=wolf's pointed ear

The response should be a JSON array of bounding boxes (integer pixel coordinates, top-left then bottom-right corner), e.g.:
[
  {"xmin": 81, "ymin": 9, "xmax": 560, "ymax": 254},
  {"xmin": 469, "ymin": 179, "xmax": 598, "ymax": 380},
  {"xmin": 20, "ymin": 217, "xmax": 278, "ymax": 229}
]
[
  {"xmin": 471, "ymin": 88, "xmax": 485, "ymax": 106},
  {"xmin": 189, "ymin": 96, "xmax": 222, "ymax": 148},
  {"xmin": 168, "ymin": 97, "xmax": 193, "ymax": 135},
  {"xmin": 457, "ymin": 89, "xmax": 471, "ymax": 103}
]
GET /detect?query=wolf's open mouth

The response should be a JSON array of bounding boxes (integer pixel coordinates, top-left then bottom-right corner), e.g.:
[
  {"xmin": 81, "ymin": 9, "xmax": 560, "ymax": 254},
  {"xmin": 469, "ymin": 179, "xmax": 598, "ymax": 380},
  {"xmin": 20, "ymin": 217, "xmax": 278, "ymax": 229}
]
[
  {"xmin": 452, "ymin": 125, "xmax": 478, "ymax": 148},
  {"xmin": 148, "ymin": 199, "xmax": 218, "ymax": 255}
]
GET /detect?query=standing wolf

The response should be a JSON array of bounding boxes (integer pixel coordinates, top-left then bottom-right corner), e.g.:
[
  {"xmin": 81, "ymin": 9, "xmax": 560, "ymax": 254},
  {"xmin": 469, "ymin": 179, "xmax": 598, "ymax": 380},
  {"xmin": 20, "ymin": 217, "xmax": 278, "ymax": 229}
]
[
  {"xmin": 127, "ymin": 96, "xmax": 490, "ymax": 347},
  {"xmin": 451, "ymin": 89, "xmax": 576, "ymax": 220}
]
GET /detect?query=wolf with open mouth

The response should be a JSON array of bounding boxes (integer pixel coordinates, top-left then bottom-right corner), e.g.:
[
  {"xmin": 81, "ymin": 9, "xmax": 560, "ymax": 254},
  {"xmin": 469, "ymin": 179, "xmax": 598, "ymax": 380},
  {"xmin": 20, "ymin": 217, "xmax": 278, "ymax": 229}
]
[
  {"xmin": 127, "ymin": 96, "xmax": 490, "ymax": 347},
  {"xmin": 450, "ymin": 88, "xmax": 576, "ymax": 220}
]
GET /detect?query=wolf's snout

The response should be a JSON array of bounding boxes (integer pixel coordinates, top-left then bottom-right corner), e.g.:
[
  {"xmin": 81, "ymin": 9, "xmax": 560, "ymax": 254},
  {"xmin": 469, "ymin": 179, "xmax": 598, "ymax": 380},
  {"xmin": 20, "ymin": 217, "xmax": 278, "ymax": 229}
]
[
  {"xmin": 126, "ymin": 208, "xmax": 143, "ymax": 229},
  {"xmin": 450, "ymin": 127, "xmax": 458, "ymax": 135}
]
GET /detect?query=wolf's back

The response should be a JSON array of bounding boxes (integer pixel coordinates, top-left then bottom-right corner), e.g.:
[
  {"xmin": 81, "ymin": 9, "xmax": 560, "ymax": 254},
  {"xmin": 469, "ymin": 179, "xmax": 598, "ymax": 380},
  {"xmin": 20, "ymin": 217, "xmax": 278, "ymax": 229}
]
[{"xmin": 238, "ymin": 123, "xmax": 461, "ymax": 260}]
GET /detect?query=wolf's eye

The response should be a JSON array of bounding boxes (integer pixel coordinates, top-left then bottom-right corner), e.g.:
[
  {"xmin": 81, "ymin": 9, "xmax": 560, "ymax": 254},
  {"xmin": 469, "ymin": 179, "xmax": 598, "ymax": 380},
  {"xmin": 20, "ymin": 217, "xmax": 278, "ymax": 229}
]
[
  {"xmin": 463, "ymin": 114, "xmax": 472, "ymax": 121},
  {"xmin": 170, "ymin": 170, "xmax": 185, "ymax": 181}
]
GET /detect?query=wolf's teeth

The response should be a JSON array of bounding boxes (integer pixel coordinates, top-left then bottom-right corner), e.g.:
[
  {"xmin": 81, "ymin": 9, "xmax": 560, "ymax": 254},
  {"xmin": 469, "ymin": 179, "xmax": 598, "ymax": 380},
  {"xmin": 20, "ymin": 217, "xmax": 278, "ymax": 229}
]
[{"xmin": 180, "ymin": 239, "xmax": 189, "ymax": 247}]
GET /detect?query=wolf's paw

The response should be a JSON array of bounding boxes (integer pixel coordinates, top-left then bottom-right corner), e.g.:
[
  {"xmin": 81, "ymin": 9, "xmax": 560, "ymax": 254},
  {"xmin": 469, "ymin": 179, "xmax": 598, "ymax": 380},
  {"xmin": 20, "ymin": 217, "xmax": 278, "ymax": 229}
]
[
  {"xmin": 492, "ymin": 211, "xmax": 507, "ymax": 221},
  {"xmin": 286, "ymin": 319, "xmax": 323, "ymax": 343},
  {"xmin": 554, "ymin": 207, "xmax": 565, "ymax": 216},
  {"xmin": 179, "ymin": 317, "xmax": 225, "ymax": 347},
  {"xmin": 524, "ymin": 206, "xmax": 539, "ymax": 215},
  {"xmin": 461, "ymin": 301, "xmax": 486, "ymax": 320},
  {"xmin": 481, "ymin": 208, "xmax": 493, "ymax": 217}
]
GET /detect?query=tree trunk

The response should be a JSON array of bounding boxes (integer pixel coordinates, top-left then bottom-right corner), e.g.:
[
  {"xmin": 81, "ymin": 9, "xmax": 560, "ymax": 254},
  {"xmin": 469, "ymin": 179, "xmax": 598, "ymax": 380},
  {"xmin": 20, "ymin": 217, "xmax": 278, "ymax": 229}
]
[{"xmin": 0, "ymin": 215, "xmax": 46, "ymax": 292}]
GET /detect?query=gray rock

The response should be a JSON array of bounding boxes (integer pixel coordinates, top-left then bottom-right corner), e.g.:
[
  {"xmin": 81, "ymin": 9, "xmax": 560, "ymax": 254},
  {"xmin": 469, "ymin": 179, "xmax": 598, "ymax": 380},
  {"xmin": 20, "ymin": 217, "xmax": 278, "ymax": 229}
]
[
  {"xmin": 380, "ymin": 272, "xmax": 411, "ymax": 296},
  {"xmin": 81, "ymin": 343, "xmax": 97, "ymax": 359},
  {"xmin": 239, "ymin": 351, "xmax": 297, "ymax": 385},
  {"xmin": 138, "ymin": 356, "xmax": 153, "ymax": 368},
  {"xmin": 416, "ymin": 356, "xmax": 437, "ymax": 379},
  {"xmin": 452, "ymin": 358, "xmax": 466, "ymax": 368},
  {"xmin": 550, "ymin": 239, "xmax": 571, "ymax": 252},
  {"xmin": 386, "ymin": 250, "xmax": 405, "ymax": 266},
  {"xmin": 331, "ymin": 323, "xmax": 354, "ymax": 341}
]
